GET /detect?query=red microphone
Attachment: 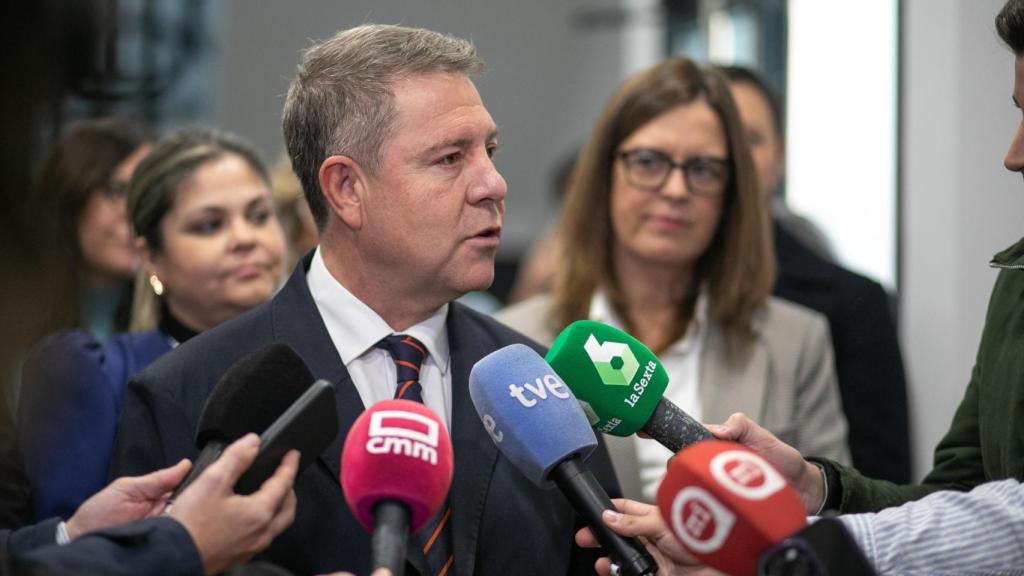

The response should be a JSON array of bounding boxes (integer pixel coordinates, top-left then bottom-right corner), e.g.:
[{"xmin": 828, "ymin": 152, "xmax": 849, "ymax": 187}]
[
  {"xmin": 341, "ymin": 400, "xmax": 454, "ymax": 576},
  {"xmin": 656, "ymin": 440, "xmax": 806, "ymax": 576}
]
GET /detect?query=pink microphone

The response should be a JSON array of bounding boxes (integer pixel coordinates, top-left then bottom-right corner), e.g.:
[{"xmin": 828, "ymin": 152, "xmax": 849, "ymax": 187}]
[
  {"xmin": 341, "ymin": 400, "xmax": 453, "ymax": 576},
  {"xmin": 656, "ymin": 440, "xmax": 807, "ymax": 576}
]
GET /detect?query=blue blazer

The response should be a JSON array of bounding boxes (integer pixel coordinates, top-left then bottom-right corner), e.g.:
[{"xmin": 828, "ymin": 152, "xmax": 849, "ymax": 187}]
[
  {"xmin": 18, "ymin": 329, "xmax": 172, "ymax": 521},
  {"xmin": 111, "ymin": 256, "xmax": 621, "ymax": 575}
]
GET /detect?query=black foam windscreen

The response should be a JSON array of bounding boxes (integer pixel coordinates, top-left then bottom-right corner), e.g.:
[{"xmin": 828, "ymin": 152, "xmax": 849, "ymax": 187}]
[{"xmin": 195, "ymin": 343, "xmax": 316, "ymax": 449}]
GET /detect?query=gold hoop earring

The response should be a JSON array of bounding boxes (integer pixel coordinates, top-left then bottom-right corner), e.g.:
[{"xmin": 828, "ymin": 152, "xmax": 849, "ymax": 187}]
[{"xmin": 148, "ymin": 274, "xmax": 164, "ymax": 296}]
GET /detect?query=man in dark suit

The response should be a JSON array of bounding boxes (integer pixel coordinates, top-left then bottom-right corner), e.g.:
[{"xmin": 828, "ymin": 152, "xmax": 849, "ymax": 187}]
[
  {"xmin": 112, "ymin": 24, "xmax": 620, "ymax": 576},
  {"xmin": 717, "ymin": 65, "xmax": 912, "ymax": 484}
]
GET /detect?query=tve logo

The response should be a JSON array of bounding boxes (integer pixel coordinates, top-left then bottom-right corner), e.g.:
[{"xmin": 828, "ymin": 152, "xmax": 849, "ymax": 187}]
[
  {"xmin": 584, "ymin": 334, "xmax": 640, "ymax": 386},
  {"xmin": 710, "ymin": 450, "xmax": 785, "ymax": 501},
  {"xmin": 669, "ymin": 486, "xmax": 735, "ymax": 554},
  {"xmin": 366, "ymin": 409, "xmax": 440, "ymax": 465},
  {"xmin": 508, "ymin": 373, "xmax": 571, "ymax": 407}
]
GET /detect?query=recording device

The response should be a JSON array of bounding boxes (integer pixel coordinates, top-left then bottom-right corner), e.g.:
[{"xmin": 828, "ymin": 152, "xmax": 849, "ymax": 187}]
[
  {"xmin": 469, "ymin": 344, "xmax": 657, "ymax": 576},
  {"xmin": 656, "ymin": 439, "xmax": 807, "ymax": 575},
  {"xmin": 758, "ymin": 518, "xmax": 876, "ymax": 576},
  {"xmin": 169, "ymin": 343, "xmax": 332, "ymax": 502},
  {"xmin": 546, "ymin": 320, "xmax": 714, "ymax": 452},
  {"xmin": 341, "ymin": 400, "xmax": 454, "ymax": 576},
  {"xmin": 235, "ymin": 378, "xmax": 337, "ymax": 494}
]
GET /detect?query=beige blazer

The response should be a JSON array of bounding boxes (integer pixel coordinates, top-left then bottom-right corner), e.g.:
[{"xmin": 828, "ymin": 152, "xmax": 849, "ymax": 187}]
[{"xmin": 495, "ymin": 294, "xmax": 851, "ymax": 501}]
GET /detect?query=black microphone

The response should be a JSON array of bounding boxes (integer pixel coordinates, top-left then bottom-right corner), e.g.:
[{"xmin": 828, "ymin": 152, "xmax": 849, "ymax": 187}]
[
  {"xmin": 758, "ymin": 518, "xmax": 877, "ymax": 576},
  {"xmin": 167, "ymin": 343, "xmax": 317, "ymax": 503}
]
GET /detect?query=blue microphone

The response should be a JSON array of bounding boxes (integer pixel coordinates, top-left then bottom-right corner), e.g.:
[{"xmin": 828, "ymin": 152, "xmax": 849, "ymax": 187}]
[{"xmin": 469, "ymin": 344, "xmax": 656, "ymax": 576}]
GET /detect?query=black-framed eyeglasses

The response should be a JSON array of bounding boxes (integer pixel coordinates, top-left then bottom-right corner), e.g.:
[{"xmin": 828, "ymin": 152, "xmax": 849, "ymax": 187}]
[{"xmin": 617, "ymin": 149, "xmax": 730, "ymax": 197}]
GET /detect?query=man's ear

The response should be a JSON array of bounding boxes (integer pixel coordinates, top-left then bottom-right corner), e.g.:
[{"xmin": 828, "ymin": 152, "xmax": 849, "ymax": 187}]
[{"xmin": 319, "ymin": 155, "xmax": 366, "ymax": 230}]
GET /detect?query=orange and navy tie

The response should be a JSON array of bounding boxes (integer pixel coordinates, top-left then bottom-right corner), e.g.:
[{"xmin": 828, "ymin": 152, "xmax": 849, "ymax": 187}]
[{"xmin": 376, "ymin": 334, "xmax": 454, "ymax": 576}]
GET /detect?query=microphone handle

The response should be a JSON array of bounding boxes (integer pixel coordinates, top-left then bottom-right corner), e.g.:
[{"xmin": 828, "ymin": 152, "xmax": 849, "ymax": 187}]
[
  {"xmin": 371, "ymin": 501, "xmax": 410, "ymax": 576},
  {"xmin": 643, "ymin": 397, "xmax": 715, "ymax": 453},
  {"xmin": 550, "ymin": 455, "xmax": 656, "ymax": 576},
  {"xmin": 167, "ymin": 440, "xmax": 226, "ymax": 505}
]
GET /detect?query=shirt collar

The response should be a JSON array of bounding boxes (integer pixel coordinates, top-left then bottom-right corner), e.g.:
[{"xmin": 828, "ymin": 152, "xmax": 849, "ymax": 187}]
[
  {"xmin": 306, "ymin": 247, "xmax": 450, "ymax": 374},
  {"xmin": 589, "ymin": 288, "xmax": 709, "ymax": 354}
]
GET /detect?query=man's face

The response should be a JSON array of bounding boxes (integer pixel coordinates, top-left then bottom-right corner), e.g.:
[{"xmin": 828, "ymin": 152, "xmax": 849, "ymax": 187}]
[
  {"xmin": 729, "ymin": 82, "xmax": 785, "ymax": 200},
  {"xmin": 1005, "ymin": 55, "xmax": 1024, "ymax": 174},
  {"xmin": 360, "ymin": 72, "xmax": 506, "ymax": 302}
]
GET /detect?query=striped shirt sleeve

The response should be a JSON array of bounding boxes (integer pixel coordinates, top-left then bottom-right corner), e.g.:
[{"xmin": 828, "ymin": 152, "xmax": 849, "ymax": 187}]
[{"xmin": 837, "ymin": 479, "xmax": 1024, "ymax": 574}]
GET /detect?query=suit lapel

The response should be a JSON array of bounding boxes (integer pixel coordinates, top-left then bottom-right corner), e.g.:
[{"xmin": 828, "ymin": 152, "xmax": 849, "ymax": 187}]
[
  {"xmin": 268, "ymin": 257, "xmax": 366, "ymax": 479},
  {"xmin": 445, "ymin": 304, "xmax": 500, "ymax": 576},
  {"xmin": 700, "ymin": 321, "xmax": 768, "ymax": 425}
]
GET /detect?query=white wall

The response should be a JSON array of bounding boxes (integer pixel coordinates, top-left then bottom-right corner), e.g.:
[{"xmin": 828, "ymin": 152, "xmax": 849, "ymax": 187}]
[
  {"xmin": 901, "ymin": 0, "xmax": 1024, "ymax": 479},
  {"xmin": 213, "ymin": 0, "xmax": 633, "ymax": 256},
  {"xmin": 787, "ymin": 0, "xmax": 899, "ymax": 290}
]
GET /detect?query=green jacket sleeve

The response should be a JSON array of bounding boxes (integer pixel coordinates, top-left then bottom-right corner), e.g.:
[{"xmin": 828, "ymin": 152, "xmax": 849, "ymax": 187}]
[{"xmin": 830, "ymin": 362, "xmax": 984, "ymax": 513}]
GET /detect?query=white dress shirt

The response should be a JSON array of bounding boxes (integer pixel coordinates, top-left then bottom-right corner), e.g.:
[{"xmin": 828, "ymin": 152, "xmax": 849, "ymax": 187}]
[
  {"xmin": 306, "ymin": 248, "xmax": 453, "ymax": 430},
  {"xmin": 589, "ymin": 290, "xmax": 708, "ymax": 501}
]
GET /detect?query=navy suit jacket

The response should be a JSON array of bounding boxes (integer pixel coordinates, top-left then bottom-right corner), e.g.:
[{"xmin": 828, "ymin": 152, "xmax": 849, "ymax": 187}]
[
  {"xmin": 111, "ymin": 257, "xmax": 620, "ymax": 575},
  {"xmin": 1, "ymin": 517, "xmax": 202, "ymax": 576},
  {"xmin": 19, "ymin": 329, "xmax": 171, "ymax": 521},
  {"xmin": 773, "ymin": 222, "xmax": 912, "ymax": 483}
]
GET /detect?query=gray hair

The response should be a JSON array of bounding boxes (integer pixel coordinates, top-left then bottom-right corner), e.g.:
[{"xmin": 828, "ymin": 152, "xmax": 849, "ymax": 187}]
[{"xmin": 282, "ymin": 24, "xmax": 485, "ymax": 229}]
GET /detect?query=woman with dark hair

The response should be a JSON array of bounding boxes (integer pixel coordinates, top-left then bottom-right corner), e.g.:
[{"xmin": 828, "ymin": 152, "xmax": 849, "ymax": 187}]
[
  {"xmin": 29, "ymin": 118, "xmax": 153, "ymax": 339},
  {"xmin": 18, "ymin": 127, "xmax": 286, "ymax": 521},
  {"xmin": 498, "ymin": 58, "xmax": 850, "ymax": 501}
]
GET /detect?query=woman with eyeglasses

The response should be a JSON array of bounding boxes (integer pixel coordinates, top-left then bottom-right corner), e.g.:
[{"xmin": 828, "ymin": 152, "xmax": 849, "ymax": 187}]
[
  {"xmin": 28, "ymin": 118, "xmax": 153, "ymax": 340},
  {"xmin": 18, "ymin": 127, "xmax": 286, "ymax": 522},
  {"xmin": 497, "ymin": 58, "xmax": 850, "ymax": 501}
]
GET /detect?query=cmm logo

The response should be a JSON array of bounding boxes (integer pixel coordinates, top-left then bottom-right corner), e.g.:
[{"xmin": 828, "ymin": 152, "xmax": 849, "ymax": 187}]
[
  {"xmin": 366, "ymin": 410, "xmax": 440, "ymax": 465},
  {"xmin": 709, "ymin": 450, "xmax": 786, "ymax": 501},
  {"xmin": 669, "ymin": 486, "xmax": 736, "ymax": 554},
  {"xmin": 584, "ymin": 334, "xmax": 640, "ymax": 386}
]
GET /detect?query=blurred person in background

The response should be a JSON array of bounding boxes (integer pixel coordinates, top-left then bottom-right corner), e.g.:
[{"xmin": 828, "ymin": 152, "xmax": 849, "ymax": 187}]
[
  {"xmin": 498, "ymin": 57, "xmax": 850, "ymax": 501},
  {"xmin": 27, "ymin": 118, "xmax": 153, "ymax": 341},
  {"xmin": 17, "ymin": 126, "xmax": 286, "ymax": 522},
  {"xmin": 270, "ymin": 153, "xmax": 319, "ymax": 270},
  {"xmin": 506, "ymin": 151, "xmax": 576, "ymax": 304},
  {"xmin": 716, "ymin": 65, "xmax": 912, "ymax": 483}
]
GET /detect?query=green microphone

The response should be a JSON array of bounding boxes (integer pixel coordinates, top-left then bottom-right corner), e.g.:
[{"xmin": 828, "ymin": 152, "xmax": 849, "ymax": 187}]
[{"xmin": 546, "ymin": 320, "xmax": 714, "ymax": 452}]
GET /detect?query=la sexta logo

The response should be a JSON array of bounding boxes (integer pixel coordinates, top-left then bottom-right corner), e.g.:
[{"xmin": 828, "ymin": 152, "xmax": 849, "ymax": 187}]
[
  {"xmin": 583, "ymin": 334, "xmax": 640, "ymax": 386},
  {"xmin": 366, "ymin": 409, "xmax": 440, "ymax": 465}
]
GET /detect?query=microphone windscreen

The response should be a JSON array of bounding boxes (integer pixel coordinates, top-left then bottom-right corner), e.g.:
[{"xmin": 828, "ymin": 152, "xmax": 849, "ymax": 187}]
[
  {"xmin": 656, "ymin": 440, "xmax": 806, "ymax": 576},
  {"xmin": 468, "ymin": 343, "xmax": 597, "ymax": 487},
  {"xmin": 195, "ymin": 343, "xmax": 315, "ymax": 448},
  {"xmin": 341, "ymin": 400, "xmax": 453, "ymax": 533},
  {"xmin": 546, "ymin": 320, "xmax": 668, "ymax": 436}
]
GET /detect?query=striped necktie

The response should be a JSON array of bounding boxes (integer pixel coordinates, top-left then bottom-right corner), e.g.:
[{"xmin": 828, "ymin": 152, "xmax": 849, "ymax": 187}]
[{"xmin": 376, "ymin": 334, "xmax": 454, "ymax": 576}]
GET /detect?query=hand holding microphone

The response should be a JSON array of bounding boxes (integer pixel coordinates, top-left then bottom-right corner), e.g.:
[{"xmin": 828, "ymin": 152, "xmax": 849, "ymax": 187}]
[
  {"xmin": 341, "ymin": 400, "xmax": 453, "ymax": 576},
  {"xmin": 655, "ymin": 440, "xmax": 806, "ymax": 576},
  {"xmin": 574, "ymin": 498, "xmax": 706, "ymax": 576},
  {"xmin": 708, "ymin": 413, "xmax": 827, "ymax": 515},
  {"xmin": 546, "ymin": 320, "xmax": 714, "ymax": 452},
  {"xmin": 577, "ymin": 439, "xmax": 806, "ymax": 576},
  {"xmin": 469, "ymin": 344, "xmax": 657, "ymax": 576}
]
